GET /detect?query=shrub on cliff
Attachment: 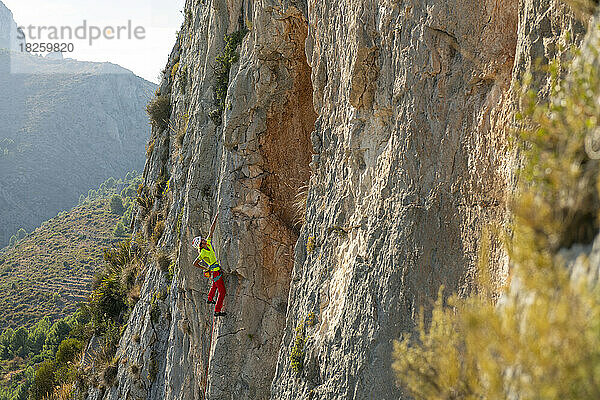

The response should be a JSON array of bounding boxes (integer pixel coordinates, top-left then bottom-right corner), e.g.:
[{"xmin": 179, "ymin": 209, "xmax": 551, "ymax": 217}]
[
  {"xmin": 146, "ymin": 95, "xmax": 171, "ymax": 132},
  {"xmin": 211, "ymin": 28, "xmax": 248, "ymax": 124},
  {"xmin": 393, "ymin": 21, "xmax": 600, "ymax": 400}
]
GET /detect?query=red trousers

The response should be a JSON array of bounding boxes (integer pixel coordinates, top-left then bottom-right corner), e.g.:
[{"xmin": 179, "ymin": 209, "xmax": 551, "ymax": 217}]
[{"xmin": 208, "ymin": 271, "xmax": 226, "ymax": 312}]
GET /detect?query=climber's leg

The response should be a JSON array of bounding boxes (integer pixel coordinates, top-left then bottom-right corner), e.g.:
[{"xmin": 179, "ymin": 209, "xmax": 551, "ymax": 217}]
[
  {"xmin": 214, "ymin": 272, "xmax": 226, "ymax": 313},
  {"xmin": 208, "ymin": 279, "xmax": 217, "ymax": 303}
]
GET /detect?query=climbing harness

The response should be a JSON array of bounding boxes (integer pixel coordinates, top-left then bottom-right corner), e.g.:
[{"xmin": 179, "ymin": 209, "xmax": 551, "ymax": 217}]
[{"xmin": 212, "ymin": 273, "xmax": 222, "ymax": 282}]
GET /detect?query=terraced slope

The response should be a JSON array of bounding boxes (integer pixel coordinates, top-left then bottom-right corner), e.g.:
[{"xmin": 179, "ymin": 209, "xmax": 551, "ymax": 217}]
[{"xmin": 0, "ymin": 175, "xmax": 140, "ymax": 329}]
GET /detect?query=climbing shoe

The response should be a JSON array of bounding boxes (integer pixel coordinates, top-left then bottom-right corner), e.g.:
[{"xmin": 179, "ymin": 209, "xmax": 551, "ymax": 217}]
[
  {"xmin": 214, "ymin": 311, "xmax": 227, "ymax": 317},
  {"xmin": 207, "ymin": 300, "xmax": 216, "ymax": 304}
]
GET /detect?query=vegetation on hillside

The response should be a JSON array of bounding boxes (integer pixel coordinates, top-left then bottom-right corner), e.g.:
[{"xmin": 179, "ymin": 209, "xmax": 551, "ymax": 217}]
[
  {"xmin": 0, "ymin": 172, "xmax": 156, "ymax": 400},
  {"xmin": 0, "ymin": 314, "xmax": 85, "ymax": 400},
  {"xmin": 0, "ymin": 172, "xmax": 141, "ymax": 330},
  {"xmin": 0, "ymin": 167, "xmax": 176, "ymax": 400},
  {"xmin": 393, "ymin": 19, "xmax": 600, "ymax": 400}
]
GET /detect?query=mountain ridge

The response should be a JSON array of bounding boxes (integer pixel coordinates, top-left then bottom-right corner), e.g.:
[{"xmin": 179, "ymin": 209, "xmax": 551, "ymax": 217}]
[{"xmin": 0, "ymin": 1, "xmax": 156, "ymax": 247}]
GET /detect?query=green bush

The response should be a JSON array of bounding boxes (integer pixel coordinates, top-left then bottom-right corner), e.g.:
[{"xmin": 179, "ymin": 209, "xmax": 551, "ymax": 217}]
[
  {"xmin": 91, "ymin": 273, "xmax": 126, "ymax": 326},
  {"xmin": 54, "ymin": 339, "xmax": 83, "ymax": 385},
  {"xmin": 9, "ymin": 327, "xmax": 28, "ymax": 358},
  {"xmin": 89, "ymin": 240, "xmax": 137, "ymax": 329},
  {"xmin": 27, "ymin": 317, "xmax": 50, "ymax": 355},
  {"xmin": 29, "ymin": 360, "xmax": 56, "ymax": 400},
  {"xmin": 54, "ymin": 338, "xmax": 82, "ymax": 365},
  {"xmin": 42, "ymin": 319, "xmax": 70, "ymax": 356},
  {"xmin": 103, "ymin": 240, "xmax": 133, "ymax": 271},
  {"xmin": 146, "ymin": 95, "xmax": 171, "ymax": 131}
]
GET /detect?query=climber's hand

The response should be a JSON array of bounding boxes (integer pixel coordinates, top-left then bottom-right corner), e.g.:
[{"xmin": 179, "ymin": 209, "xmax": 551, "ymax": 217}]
[{"xmin": 193, "ymin": 258, "xmax": 204, "ymax": 269}]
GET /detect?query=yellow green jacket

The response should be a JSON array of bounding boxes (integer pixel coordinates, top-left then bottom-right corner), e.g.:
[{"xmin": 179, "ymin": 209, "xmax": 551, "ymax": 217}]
[{"xmin": 198, "ymin": 238, "xmax": 220, "ymax": 271}]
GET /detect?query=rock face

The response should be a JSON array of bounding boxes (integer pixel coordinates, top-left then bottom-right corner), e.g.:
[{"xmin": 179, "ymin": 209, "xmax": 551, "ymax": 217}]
[
  {"xmin": 0, "ymin": 3, "xmax": 156, "ymax": 247},
  {"xmin": 97, "ymin": 0, "xmax": 584, "ymax": 399},
  {"xmin": 0, "ymin": 1, "xmax": 24, "ymax": 51}
]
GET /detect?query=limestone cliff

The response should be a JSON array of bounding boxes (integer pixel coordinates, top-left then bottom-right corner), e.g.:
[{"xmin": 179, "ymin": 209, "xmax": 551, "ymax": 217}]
[{"xmin": 94, "ymin": 0, "xmax": 586, "ymax": 399}]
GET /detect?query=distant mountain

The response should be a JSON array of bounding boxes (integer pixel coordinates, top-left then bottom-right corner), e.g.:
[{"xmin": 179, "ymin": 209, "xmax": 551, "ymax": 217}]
[
  {"xmin": 0, "ymin": 2, "xmax": 156, "ymax": 246},
  {"xmin": 0, "ymin": 1, "xmax": 24, "ymax": 51}
]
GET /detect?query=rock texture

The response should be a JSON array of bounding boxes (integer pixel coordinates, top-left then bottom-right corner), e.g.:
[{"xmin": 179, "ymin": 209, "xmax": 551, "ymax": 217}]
[
  {"xmin": 0, "ymin": 1, "xmax": 24, "ymax": 51},
  {"xmin": 0, "ymin": 2, "xmax": 156, "ymax": 247},
  {"xmin": 97, "ymin": 0, "xmax": 586, "ymax": 399}
]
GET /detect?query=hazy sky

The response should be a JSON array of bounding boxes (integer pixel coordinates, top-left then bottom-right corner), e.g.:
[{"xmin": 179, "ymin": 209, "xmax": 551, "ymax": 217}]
[{"xmin": 4, "ymin": 0, "xmax": 185, "ymax": 83}]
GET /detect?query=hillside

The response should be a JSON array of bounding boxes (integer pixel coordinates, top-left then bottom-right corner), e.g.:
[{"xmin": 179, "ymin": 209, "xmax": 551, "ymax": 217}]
[
  {"xmin": 0, "ymin": 173, "xmax": 141, "ymax": 330},
  {"xmin": 0, "ymin": 0, "xmax": 156, "ymax": 247}
]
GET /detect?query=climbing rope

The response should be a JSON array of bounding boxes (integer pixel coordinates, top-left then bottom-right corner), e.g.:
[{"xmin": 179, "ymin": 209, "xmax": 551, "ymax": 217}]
[{"xmin": 203, "ymin": 314, "xmax": 216, "ymax": 400}]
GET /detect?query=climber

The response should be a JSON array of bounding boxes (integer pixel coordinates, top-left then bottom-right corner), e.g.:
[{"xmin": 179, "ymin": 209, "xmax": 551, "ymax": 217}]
[{"xmin": 192, "ymin": 211, "xmax": 227, "ymax": 317}]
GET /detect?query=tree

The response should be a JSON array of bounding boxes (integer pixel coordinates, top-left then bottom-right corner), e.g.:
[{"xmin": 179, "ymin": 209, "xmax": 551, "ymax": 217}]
[
  {"xmin": 0, "ymin": 328, "xmax": 13, "ymax": 359},
  {"xmin": 28, "ymin": 317, "xmax": 50, "ymax": 354},
  {"xmin": 29, "ymin": 360, "xmax": 56, "ymax": 400},
  {"xmin": 105, "ymin": 177, "xmax": 116, "ymax": 189},
  {"xmin": 113, "ymin": 222, "xmax": 127, "ymax": 237},
  {"xmin": 16, "ymin": 228, "xmax": 26, "ymax": 240},
  {"xmin": 42, "ymin": 320, "xmax": 70, "ymax": 356},
  {"xmin": 9, "ymin": 327, "xmax": 29, "ymax": 358},
  {"xmin": 110, "ymin": 195, "xmax": 125, "ymax": 215}
]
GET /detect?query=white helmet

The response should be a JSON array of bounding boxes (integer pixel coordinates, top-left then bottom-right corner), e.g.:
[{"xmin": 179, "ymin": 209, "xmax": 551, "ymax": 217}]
[{"xmin": 192, "ymin": 236, "xmax": 203, "ymax": 249}]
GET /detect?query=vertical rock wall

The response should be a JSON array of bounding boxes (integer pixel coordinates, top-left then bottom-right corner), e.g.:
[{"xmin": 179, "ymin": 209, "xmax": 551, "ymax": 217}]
[
  {"xmin": 95, "ymin": 1, "xmax": 316, "ymax": 399},
  {"xmin": 272, "ymin": 0, "xmax": 519, "ymax": 398},
  {"xmin": 94, "ymin": 0, "xmax": 585, "ymax": 400}
]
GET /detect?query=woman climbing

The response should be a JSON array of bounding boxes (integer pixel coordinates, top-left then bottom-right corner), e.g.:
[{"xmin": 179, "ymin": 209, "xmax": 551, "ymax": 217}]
[{"xmin": 192, "ymin": 211, "xmax": 227, "ymax": 317}]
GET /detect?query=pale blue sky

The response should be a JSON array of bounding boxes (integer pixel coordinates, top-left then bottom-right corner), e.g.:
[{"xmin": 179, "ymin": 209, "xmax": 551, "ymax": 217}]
[{"xmin": 4, "ymin": 0, "xmax": 185, "ymax": 82}]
